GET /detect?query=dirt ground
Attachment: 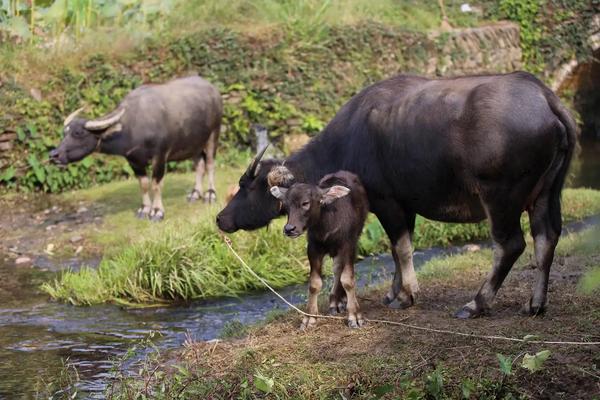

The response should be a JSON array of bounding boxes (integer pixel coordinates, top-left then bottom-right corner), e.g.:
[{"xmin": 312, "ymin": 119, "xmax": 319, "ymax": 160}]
[
  {"xmin": 176, "ymin": 249, "xmax": 600, "ymax": 399},
  {"xmin": 0, "ymin": 195, "xmax": 102, "ymax": 268}
]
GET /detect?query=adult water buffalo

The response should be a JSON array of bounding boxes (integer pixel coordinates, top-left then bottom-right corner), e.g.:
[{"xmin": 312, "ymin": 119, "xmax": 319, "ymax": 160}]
[
  {"xmin": 50, "ymin": 75, "xmax": 222, "ymax": 221},
  {"xmin": 217, "ymin": 71, "xmax": 576, "ymax": 318}
]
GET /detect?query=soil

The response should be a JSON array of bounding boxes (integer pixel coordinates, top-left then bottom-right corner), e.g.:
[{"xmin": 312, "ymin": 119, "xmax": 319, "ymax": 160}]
[
  {"xmin": 180, "ymin": 251, "xmax": 600, "ymax": 399},
  {"xmin": 0, "ymin": 195, "xmax": 103, "ymax": 269}
]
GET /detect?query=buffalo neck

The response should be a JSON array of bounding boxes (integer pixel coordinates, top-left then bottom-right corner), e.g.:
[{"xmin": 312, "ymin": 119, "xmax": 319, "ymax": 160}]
[
  {"xmin": 285, "ymin": 130, "xmax": 342, "ymax": 184},
  {"xmin": 97, "ymin": 131, "xmax": 131, "ymax": 157}
]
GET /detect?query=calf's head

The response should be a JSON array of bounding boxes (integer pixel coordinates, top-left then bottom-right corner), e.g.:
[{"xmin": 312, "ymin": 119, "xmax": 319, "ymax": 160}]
[
  {"xmin": 270, "ymin": 183, "xmax": 350, "ymax": 238},
  {"xmin": 49, "ymin": 107, "xmax": 125, "ymax": 165},
  {"xmin": 216, "ymin": 147, "xmax": 296, "ymax": 233}
]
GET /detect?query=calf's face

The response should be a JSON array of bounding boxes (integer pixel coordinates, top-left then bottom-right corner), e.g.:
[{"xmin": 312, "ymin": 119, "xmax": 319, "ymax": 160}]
[
  {"xmin": 270, "ymin": 183, "xmax": 350, "ymax": 238},
  {"xmin": 49, "ymin": 119, "xmax": 98, "ymax": 165}
]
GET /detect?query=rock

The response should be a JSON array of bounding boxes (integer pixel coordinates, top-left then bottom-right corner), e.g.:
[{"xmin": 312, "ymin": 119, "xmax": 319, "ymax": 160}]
[
  {"xmin": 75, "ymin": 246, "xmax": 83, "ymax": 255},
  {"xmin": 70, "ymin": 235, "xmax": 83, "ymax": 244},
  {"xmin": 283, "ymin": 133, "xmax": 311, "ymax": 155},
  {"xmin": 0, "ymin": 132, "xmax": 17, "ymax": 142},
  {"xmin": 0, "ymin": 141, "xmax": 12, "ymax": 151},
  {"xmin": 30, "ymin": 88, "xmax": 42, "ymax": 101},
  {"xmin": 76, "ymin": 206, "xmax": 88, "ymax": 214},
  {"xmin": 15, "ymin": 256, "xmax": 32, "ymax": 266},
  {"xmin": 463, "ymin": 244, "xmax": 481, "ymax": 253}
]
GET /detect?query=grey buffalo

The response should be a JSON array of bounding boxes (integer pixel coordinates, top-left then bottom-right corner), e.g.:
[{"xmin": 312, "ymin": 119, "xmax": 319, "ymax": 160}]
[
  {"xmin": 217, "ymin": 71, "xmax": 577, "ymax": 318},
  {"xmin": 50, "ymin": 75, "xmax": 222, "ymax": 221}
]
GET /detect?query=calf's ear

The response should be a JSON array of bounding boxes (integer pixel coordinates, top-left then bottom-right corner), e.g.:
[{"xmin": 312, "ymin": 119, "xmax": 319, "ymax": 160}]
[
  {"xmin": 270, "ymin": 186, "xmax": 287, "ymax": 199},
  {"xmin": 320, "ymin": 185, "xmax": 350, "ymax": 205}
]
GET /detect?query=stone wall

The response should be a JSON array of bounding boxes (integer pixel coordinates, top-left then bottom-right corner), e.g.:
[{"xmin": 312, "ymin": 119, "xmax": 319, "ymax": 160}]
[{"xmin": 428, "ymin": 21, "xmax": 522, "ymax": 77}]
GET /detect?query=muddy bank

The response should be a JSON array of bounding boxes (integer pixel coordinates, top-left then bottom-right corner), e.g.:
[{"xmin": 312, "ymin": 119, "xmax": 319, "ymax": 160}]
[{"xmin": 0, "ymin": 195, "xmax": 103, "ymax": 271}]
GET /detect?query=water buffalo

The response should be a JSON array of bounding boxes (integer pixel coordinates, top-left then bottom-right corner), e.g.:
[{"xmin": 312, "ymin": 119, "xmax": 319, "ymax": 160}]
[
  {"xmin": 217, "ymin": 71, "xmax": 576, "ymax": 318},
  {"xmin": 50, "ymin": 75, "xmax": 222, "ymax": 221},
  {"xmin": 271, "ymin": 170, "xmax": 369, "ymax": 329}
]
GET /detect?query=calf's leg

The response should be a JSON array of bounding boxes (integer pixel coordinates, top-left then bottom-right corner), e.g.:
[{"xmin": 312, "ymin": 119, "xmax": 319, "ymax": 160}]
[
  {"xmin": 340, "ymin": 257, "xmax": 364, "ymax": 328},
  {"xmin": 302, "ymin": 242, "xmax": 324, "ymax": 330},
  {"xmin": 328, "ymin": 256, "xmax": 347, "ymax": 315}
]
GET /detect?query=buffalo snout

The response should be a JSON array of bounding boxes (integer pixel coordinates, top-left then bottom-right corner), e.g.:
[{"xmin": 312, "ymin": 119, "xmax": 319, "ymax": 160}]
[
  {"xmin": 49, "ymin": 148, "xmax": 66, "ymax": 165},
  {"xmin": 216, "ymin": 212, "xmax": 236, "ymax": 233},
  {"xmin": 283, "ymin": 223, "xmax": 299, "ymax": 237}
]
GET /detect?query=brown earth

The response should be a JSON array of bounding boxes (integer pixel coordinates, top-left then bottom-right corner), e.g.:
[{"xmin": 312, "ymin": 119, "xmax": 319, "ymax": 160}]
[{"xmin": 171, "ymin": 250, "xmax": 600, "ymax": 399}]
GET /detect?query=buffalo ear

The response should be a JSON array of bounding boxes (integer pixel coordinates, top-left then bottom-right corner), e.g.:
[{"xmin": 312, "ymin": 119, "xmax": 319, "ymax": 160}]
[
  {"xmin": 270, "ymin": 186, "xmax": 288, "ymax": 200},
  {"xmin": 320, "ymin": 185, "xmax": 350, "ymax": 205}
]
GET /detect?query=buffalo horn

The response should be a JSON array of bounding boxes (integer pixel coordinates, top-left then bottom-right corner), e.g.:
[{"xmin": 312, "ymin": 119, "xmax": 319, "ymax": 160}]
[
  {"xmin": 63, "ymin": 107, "xmax": 85, "ymax": 127},
  {"xmin": 84, "ymin": 108, "xmax": 126, "ymax": 131},
  {"xmin": 245, "ymin": 144, "xmax": 269, "ymax": 177}
]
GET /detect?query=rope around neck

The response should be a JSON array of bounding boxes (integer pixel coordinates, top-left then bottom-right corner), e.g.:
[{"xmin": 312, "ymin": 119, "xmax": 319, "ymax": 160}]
[{"xmin": 221, "ymin": 234, "xmax": 600, "ymax": 346}]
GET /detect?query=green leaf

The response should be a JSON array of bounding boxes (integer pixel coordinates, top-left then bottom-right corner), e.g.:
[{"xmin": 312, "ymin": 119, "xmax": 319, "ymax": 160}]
[
  {"xmin": 523, "ymin": 334, "xmax": 539, "ymax": 342},
  {"xmin": 521, "ymin": 350, "xmax": 551, "ymax": 373},
  {"xmin": 254, "ymin": 372, "xmax": 274, "ymax": 394},
  {"xmin": 461, "ymin": 379, "xmax": 475, "ymax": 399},
  {"xmin": 373, "ymin": 383, "xmax": 394, "ymax": 398},
  {"xmin": 16, "ymin": 127, "xmax": 26, "ymax": 142},
  {"xmin": 497, "ymin": 353, "xmax": 513, "ymax": 376},
  {"xmin": 0, "ymin": 166, "xmax": 15, "ymax": 182}
]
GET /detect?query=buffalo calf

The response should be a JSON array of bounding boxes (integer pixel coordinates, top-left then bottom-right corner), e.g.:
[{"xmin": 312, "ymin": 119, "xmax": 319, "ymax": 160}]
[{"xmin": 271, "ymin": 171, "xmax": 369, "ymax": 329}]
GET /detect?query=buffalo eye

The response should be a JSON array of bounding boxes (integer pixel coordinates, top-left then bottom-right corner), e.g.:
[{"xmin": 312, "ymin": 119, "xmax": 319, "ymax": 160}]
[
  {"xmin": 72, "ymin": 129, "xmax": 85, "ymax": 138},
  {"xmin": 301, "ymin": 200, "xmax": 310, "ymax": 210}
]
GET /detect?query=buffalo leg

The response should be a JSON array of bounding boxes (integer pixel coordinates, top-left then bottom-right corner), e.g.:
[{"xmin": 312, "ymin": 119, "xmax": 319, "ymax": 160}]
[
  {"xmin": 187, "ymin": 154, "xmax": 205, "ymax": 202},
  {"xmin": 204, "ymin": 130, "xmax": 217, "ymax": 203},
  {"xmin": 340, "ymin": 254, "xmax": 364, "ymax": 328},
  {"xmin": 523, "ymin": 192, "xmax": 560, "ymax": 315},
  {"xmin": 456, "ymin": 203, "xmax": 525, "ymax": 318},
  {"xmin": 328, "ymin": 256, "xmax": 347, "ymax": 315},
  {"xmin": 372, "ymin": 200, "xmax": 418, "ymax": 309},
  {"xmin": 131, "ymin": 164, "xmax": 151, "ymax": 219},
  {"xmin": 149, "ymin": 158, "xmax": 166, "ymax": 222},
  {"xmin": 302, "ymin": 242, "xmax": 324, "ymax": 330}
]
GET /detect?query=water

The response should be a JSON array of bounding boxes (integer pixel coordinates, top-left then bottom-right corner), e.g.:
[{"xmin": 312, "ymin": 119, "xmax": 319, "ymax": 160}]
[{"xmin": 571, "ymin": 137, "xmax": 600, "ymax": 189}]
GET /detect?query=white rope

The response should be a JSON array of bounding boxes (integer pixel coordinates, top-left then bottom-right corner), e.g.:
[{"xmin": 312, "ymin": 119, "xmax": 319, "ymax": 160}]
[{"xmin": 222, "ymin": 234, "xmax": 600, "ymax": 346}]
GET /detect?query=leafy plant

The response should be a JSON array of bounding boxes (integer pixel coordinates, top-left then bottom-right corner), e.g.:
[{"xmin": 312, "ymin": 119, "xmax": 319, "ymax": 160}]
[
  {"xmin": 497, "ymin": 353, "xmax": 514, "ymax": 376},
  {"xmin": 521, "ymin": 350, "xmax": 551, "ymax": 373},
  {"xmin": 424, "ymin": 365, "xmax": 445, "ymax": 399},
  {"xmin": 253, "ymin": 371, "xmax": 274, "ymax": 394}
]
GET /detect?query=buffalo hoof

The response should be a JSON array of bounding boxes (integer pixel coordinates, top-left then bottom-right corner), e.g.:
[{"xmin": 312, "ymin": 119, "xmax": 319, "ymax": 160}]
[
  {"xmin": 521, "ymin": 298, "xmax": 547, "ymax": 317},
  {"xmin": 149, "ymin": 208, "xmax": 164, "ymax": 222},
  {"xmin": 187, "ymin": 189, "xmax": 202, "ymax": 203},
  {"xmin": 136, "ymin": 207, "xmax": 150, "ymax": 219},
  {"xmin": 347, "ymin": 317, "xmax": 365, "ymax": 329},
  {"xmin": 300, "ymin": 316, "xmax": 317, "ymax": 331},
  {"xmin": 383, "ymin": 293, "xmax": 414, "ymax": 309},
  {"xmin": 204, "ymin": 189, "xmax": 217, "ymax": 204},
  {"xmin": 328, "ymin": 301, "xmax": 347, "ymax": 315},
  {"xmin": 455, "ymin": 302, "xmax": 488, "ymax": 319}
]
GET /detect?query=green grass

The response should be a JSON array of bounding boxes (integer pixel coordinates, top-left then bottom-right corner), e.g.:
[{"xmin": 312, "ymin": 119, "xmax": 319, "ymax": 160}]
[{"xmin": 42, "ymin": 184, "xmax": 600, "ymax": 305}]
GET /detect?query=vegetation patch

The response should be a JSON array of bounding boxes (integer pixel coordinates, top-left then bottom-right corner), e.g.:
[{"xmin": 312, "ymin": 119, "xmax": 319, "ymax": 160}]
[{"xmin": 43, "ymin": 187, "xmax": 600, "ymax": 305}]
